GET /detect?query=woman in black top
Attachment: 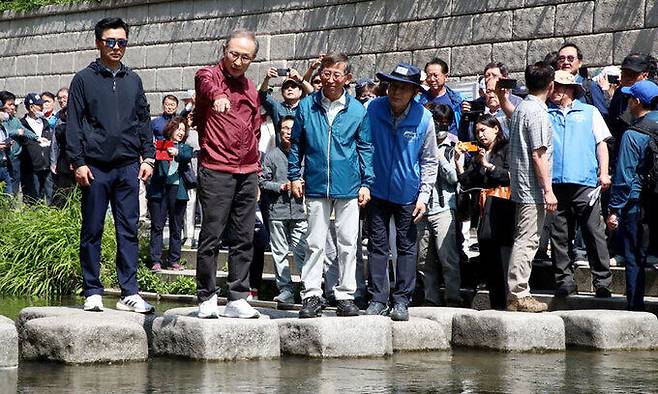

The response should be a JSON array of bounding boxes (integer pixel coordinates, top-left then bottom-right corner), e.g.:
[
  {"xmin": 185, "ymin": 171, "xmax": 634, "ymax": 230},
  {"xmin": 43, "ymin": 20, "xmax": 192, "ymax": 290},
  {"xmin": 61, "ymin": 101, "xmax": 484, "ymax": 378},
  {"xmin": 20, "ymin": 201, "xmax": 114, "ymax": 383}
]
[{"xmin": 455, "ymin": 114, "xmax": 512, "ymax": 310}]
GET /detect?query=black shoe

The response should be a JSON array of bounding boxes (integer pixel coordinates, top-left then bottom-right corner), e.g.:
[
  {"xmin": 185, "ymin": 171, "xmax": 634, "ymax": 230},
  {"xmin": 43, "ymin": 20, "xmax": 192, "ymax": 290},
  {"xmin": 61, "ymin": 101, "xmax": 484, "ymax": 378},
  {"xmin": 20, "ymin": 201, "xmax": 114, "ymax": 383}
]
[
  {"xmin": 554, "ymin": 286, "xmax": 577, "ymax": 298},
  {"xmin": 389, "ymin": 303, "xmax": 409, "ymax": 321},
  {"xmin": 365, "ymin": 301, "xmax": 389, "ymax": 316},
  {"xmin": 595, "ymin": 287, "xmax": 612, "ymax": 298},
  {"xmin": 299, "ymin": 296, "xmax": 323, "ymax": 318},
  {"xmin": 336, "ymin": 300, "xmax": 360, "ymax": 316}
]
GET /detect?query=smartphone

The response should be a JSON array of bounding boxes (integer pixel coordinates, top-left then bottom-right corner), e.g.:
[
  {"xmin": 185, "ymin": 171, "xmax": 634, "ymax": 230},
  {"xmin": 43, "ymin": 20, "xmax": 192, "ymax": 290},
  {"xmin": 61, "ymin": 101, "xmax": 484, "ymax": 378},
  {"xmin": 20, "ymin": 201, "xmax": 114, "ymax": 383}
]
[
  {"xmin": 276, "ymin": 68, "xmax": 290, "ymax": 77},
  {"xmin": 460, "ymin": 141, "xmax": 480, "ymax": 153},
  {"xmin": 468, "ymin": 100, "xmax": 486, "ymax": 112},
  {"xmin": 496, "ymin": 78, "xmax": 517, "ymax": 90},
  {"xmin": 607, "ymin": 75, "xmax": 620, "ymax": 85}
]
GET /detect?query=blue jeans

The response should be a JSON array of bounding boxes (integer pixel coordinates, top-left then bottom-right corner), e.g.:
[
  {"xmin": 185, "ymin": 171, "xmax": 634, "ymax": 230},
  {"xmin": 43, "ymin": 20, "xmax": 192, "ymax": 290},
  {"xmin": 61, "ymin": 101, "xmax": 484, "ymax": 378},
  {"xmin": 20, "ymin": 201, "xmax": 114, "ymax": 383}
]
[
  {"xmin": 620, "ymin": 202, "xmax": 648, "ymax": 311},
  {"xmin": 80, "ymin": 162, "xmax": 140, "ymax": 297},
  {"xmin": 0, "ymin": 165, "xmax": 13, "ymax": 195},
  {"xmin": 367, "ymin": 197, "xmax": 417, "ymax": 306}
]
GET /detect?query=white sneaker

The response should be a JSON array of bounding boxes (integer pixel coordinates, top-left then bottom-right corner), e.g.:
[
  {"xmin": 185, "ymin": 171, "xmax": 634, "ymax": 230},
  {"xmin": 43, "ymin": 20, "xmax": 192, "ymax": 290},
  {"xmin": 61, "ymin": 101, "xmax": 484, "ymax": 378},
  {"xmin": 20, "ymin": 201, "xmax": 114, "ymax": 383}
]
[
  {"xmin": 116, "ymin": 294, "xmax": 155, "ymax": 314},
  {"xmin": 183, "ymin": 239, "xmax": 193, "ymax": 248},
  {"xmin": 198, "ymin": 294, "xmax": 219, "ymax": 318},
  {"xmin": 220, "ymin": 299, "xmax": 260, "ymax": 319},
  {"xmin": 83, "ymin": 294, "xmax": 104, "ymax": 312}
]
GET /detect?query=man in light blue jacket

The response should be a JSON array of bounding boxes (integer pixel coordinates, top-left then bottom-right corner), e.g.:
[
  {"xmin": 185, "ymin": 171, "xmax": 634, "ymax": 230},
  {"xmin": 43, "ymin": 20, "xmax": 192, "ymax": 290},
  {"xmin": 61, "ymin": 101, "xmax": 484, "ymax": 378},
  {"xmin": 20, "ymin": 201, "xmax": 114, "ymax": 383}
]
[
  {"xmin": 288, "ymin": 53, "xmax": 374, "ymax": 318},
  {"xmin": 365, "ymin": 63, "xmax": 439, "ymax": 321}
]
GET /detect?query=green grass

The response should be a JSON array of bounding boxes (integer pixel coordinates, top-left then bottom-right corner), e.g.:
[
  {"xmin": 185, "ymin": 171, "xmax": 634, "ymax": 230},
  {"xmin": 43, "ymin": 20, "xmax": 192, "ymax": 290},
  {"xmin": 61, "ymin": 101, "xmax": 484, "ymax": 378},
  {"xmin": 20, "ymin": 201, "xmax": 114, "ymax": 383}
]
[
  {"xmin": 0, "ymin": 191, "xmax": 195, "ymax": 297},
  {"xmin": 0, "ymin": 0, "xmax": 96, "ymax": 12}
]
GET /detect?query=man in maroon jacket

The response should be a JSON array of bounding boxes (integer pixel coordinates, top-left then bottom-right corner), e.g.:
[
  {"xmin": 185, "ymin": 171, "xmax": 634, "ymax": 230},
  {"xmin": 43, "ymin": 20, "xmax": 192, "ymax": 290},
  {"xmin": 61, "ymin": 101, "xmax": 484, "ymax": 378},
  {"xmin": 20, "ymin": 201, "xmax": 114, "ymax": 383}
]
[{"xmin": 195, "ymin": 30, "xmax": 261, "ymax": 319}]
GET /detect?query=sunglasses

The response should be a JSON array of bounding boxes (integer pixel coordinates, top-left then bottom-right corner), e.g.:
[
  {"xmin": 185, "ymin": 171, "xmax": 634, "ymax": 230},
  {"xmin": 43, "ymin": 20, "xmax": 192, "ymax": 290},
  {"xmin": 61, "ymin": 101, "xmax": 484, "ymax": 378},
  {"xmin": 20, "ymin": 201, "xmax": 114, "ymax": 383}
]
[
  {"xmin": 102, "ymin": 38, "xmax": 128, "ymax": 49},
  {"xmin": 558, "ymin": 55, "xmax": 577, "ymax": 63}
]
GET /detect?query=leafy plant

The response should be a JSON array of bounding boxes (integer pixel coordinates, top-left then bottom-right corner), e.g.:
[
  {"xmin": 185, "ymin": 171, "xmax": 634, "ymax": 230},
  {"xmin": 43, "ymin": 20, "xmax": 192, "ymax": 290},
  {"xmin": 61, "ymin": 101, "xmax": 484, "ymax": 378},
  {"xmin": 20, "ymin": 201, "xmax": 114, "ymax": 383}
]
[{"xmin": 0, "ymin": 0, "xmax": 97, "ymax": 12}]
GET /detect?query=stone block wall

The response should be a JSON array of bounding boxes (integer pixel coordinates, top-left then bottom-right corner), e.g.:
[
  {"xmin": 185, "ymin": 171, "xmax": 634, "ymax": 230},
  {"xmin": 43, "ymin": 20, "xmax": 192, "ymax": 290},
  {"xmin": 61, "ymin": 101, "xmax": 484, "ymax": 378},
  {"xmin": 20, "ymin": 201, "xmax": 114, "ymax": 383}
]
[{"xmin": 0, "ymin": 0, "xmax": 656, "ymax": 110}]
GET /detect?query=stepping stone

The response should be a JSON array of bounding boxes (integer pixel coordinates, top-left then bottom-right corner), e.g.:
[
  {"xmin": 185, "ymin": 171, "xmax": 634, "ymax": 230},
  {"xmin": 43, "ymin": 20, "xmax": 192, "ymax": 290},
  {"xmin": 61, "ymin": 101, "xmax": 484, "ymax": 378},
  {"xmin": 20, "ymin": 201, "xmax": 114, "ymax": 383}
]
[
  {"xmin": 20, "ymin": 316, "xmax": 148, "ymax": 363},
  {"xmin": 152, "ymin": 310, "xmax": 280, "ymax": 361},
  {"xmin": 163, "ymin": 306, "xmax": 297, "ymax": 319},
  {"xmin": 17, "ymin": 307, "xmax": 157, "ymax": 352},
  {"xmin": 452, "ymin": 310, "xmax": 565, "ymax": 352},
  {"xmin": 0, "ymin": 368, "xmax": 17, "ymax": 394},
  {"xmin": 552, "ymin": 310, "xmax": 658, "ymax": 350},
  {"xmin": 409, "ymin": 307, "xmax": 479, "ymax": 343},
  {"xmin": 277, "ymin": 316, "xmax": 393, "ymax": 358},
  {"xmin": 0, "ymin": 316, "xmax": 18, "ymax": 368},
  {"xmin": 391, "ymin": 317, "xmax": 450, "ymax": 351}
]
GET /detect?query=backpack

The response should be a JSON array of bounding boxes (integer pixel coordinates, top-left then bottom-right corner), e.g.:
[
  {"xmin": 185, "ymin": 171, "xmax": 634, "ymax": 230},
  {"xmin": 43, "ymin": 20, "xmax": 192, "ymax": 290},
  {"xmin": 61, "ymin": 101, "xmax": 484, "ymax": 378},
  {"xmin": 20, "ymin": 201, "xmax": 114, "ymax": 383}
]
[{"xmin": 643, "ymin": 130, "xmax": 658, "ymax": 194}]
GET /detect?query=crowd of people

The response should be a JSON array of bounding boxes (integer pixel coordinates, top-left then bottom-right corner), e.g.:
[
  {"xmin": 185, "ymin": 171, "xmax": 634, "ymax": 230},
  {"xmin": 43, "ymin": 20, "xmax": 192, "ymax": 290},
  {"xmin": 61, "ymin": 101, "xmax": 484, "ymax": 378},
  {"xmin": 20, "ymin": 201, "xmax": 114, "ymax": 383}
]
[{"xmin": 1, "ymin": 17, "xmax": 657, "ymax": 319}]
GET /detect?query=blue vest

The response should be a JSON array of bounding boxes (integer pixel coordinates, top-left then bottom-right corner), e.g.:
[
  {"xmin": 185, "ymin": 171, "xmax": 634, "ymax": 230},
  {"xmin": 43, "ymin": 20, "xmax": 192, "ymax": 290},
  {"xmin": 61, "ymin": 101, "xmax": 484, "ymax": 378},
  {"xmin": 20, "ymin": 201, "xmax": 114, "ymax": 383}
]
[
  {"xmin": 548, "ymin": 101, "xmax": 599, "ymax": 187},
  {"xmin": 368, "ymin": 97, "xmax": 432, "ymax": 205}
]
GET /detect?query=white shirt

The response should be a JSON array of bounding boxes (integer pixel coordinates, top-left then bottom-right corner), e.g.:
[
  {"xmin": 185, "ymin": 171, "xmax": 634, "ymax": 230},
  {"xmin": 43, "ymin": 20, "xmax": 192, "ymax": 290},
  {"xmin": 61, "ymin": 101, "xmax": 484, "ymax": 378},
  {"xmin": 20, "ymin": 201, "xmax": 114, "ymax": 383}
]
[
  {"xmin": 25, "ymin": 116, "xmax": 44, "ymax": 138},
  {"xmin": 259, "ymin": 116, "xmax": 276, "ymax": 155},
  {"xmin": 321, "ymin": 91, "xmax": 347, "ymax": 126}
]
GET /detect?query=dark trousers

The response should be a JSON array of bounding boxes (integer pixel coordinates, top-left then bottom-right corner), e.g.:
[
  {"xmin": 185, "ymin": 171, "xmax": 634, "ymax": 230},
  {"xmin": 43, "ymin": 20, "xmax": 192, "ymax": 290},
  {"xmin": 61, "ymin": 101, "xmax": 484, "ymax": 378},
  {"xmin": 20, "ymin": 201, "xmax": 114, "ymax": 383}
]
[
  {"xmin": 479, "ymin": 239, "xmax": 508, "ymax": 310},
  {"xmin": 367, "ymin": 197, "xmax": 417, "ymax": 306},
  {"xmin": 249, "ymin": 213, "xmax": 269, "ymax": 291},
  {"xmin": 8, "ymin": 156, "xmax": 20, "ymax": 197},
  {"xmin": 620, "ymin": 203, "xmax": 648, "ymax": 310},
  {"xmin": 80, "ymin": 162, "xmax": 140, "ymax": 297},
  {"xmin": 196, "ymin": 168, "xmax": 257, "ymax": 302},
  {"xmin": 21, "ymin": 168, "xmax": 52, "ymax": 205},
  {"xmin": 148, "ymin": 184, "xmax": 187, "ymax": 266},
  {"xmin": 550, "ymin": 184, "xmax": 612, "ymax": 291}
]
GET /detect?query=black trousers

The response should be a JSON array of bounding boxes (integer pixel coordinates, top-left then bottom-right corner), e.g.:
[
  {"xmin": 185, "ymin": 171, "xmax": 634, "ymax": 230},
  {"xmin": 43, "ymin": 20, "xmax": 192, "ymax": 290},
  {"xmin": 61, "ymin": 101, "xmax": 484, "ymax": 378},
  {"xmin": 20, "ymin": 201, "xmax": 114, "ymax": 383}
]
[
  {"xmin": 196, "ymin": 167, "xmax": 257, "ymax": 302},
  {"xmin": 550, "ymin": 184, "xmax": 612, "ymax": 291}
]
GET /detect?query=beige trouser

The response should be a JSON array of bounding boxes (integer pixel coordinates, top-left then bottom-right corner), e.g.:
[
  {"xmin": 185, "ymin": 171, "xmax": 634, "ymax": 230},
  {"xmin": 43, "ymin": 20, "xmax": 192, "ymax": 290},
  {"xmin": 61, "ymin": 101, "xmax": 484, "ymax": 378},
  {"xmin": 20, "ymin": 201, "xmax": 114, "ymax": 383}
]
[{"xmin": 507, "ymin": 203, "xmax": 546, "ymax": 300}]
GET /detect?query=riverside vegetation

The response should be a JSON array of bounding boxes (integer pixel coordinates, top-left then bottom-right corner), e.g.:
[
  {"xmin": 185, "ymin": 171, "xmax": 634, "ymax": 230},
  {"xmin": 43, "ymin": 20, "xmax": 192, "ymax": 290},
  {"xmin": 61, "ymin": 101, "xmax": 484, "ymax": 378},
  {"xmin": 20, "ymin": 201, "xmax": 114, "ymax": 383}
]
[
  {"xmin": 0, "ymin": 191, "xmax": 196, "ymax": 298},
  {"xmin": 0, "ymin": 0, "xmax": 95, "ymax": 12}
]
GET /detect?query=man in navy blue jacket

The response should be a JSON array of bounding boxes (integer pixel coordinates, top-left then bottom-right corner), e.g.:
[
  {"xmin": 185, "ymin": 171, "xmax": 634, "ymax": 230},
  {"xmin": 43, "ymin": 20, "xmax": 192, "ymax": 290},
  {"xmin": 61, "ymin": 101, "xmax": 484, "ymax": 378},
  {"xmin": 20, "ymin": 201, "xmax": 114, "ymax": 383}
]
[
  {"xmin": 607, "ymin": 80, "xmax": 658, "ymax": 311},
  {"xmin": 288, "ymin": 53, "xmax": 374, "ymax": 318},
  {"xmin": 365, "ymin": 63, "xmax": 439, "ymax": 321},
  {"xmin": 66, "ymin": 17, "xmax": 155, "ymax": 314}
]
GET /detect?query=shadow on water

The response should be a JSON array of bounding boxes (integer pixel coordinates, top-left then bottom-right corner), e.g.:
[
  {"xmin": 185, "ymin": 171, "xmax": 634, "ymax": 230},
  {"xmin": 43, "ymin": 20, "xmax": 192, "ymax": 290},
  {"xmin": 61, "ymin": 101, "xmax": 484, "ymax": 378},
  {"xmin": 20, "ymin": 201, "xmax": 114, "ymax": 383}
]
[{"xmin": 2, "ymin": 350, "xmax": 657, "ymax": 393}]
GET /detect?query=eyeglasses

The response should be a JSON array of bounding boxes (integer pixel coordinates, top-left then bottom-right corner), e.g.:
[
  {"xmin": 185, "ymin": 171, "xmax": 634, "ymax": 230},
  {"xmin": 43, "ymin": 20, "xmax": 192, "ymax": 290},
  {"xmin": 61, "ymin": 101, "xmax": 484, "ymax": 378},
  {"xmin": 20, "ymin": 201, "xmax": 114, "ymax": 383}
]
[
  {"xmin": 226, "ymin": 50, "xmax": 253, "ymax": 63},
  {"xmin": 102, "ymin": 38, "xmax": 128, "ymax": 49},
  {"xmin": 425, "ymin": 73, "xmax": 445, "ymax": 80},
  {"xmin": 558, "ymin": 55, "xmax": 577, "ymax": 63},
  {"xmin": 320, "ymin": 70, "xmax": 346, "ymax": 80}
]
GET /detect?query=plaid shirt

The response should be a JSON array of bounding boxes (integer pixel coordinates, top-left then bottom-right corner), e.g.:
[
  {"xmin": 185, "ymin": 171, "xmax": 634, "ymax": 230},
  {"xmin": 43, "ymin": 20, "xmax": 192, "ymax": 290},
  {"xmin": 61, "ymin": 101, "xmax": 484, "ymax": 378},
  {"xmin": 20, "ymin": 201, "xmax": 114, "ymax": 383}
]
[{"xmin": 509, "ymin": 95, "xmax": 553, "ymax": 204}]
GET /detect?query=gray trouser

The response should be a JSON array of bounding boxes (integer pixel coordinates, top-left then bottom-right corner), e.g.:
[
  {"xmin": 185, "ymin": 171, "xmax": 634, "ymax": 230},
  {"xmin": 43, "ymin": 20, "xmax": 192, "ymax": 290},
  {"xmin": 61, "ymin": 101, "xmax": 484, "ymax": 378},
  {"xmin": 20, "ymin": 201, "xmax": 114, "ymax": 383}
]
[
  {"xmin": 551, "ymin": 184, "xmax": 612, "ymax": 290},
  {"xmin": 269, "ymin": 219, "xmax": 307, "ymax": 293},
  {"xmin": 324, "ymin": 219, "xmax": 366, "ymax": 300},
  {"xmin": 417, "ymin": 209, "xmax": 462, "ymax": 304},
  {"xmin": 508, "ymin": 203, "xmax": 545, "ymax": 300},
  {"xmin": 301, "ymin": 198, "xmax": 359, "ymax": 300}
]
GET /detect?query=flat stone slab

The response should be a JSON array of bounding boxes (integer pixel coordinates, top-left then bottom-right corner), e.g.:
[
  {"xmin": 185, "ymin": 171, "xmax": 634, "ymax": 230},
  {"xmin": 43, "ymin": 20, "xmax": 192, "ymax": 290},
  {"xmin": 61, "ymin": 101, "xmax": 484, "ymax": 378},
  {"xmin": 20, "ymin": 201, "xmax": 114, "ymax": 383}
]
[
  {"xmin": 163, "ymin": 306, "xmax": 297, "ymax": 319},
  {"xmin": 20, "ymin": 315, "xmax": 148, "ymax": 363},
  {"xmin": 153, "ymin": 309, "xmax": 280, "ymax": 361},
  {"xmin": 392, "ymin": 317, "xmax": 450, "ymax": 352},
  {"xmin": 453, "ymin": 310, "xmax": 565, "ymax": 352},
  {"xmin": 277, "ymin": 316, "xmax": 393, "ymax": 358},
  {"xmin": 409, "ymin": 307, "xmax": 479, "ymax": 343},
  {"xmin": 0, "ymin": 316, "xmax": 18, "ymax": 368},
  {"xmin": 552, "ymin": 310, "xmax": 658, "ymax": 350}
]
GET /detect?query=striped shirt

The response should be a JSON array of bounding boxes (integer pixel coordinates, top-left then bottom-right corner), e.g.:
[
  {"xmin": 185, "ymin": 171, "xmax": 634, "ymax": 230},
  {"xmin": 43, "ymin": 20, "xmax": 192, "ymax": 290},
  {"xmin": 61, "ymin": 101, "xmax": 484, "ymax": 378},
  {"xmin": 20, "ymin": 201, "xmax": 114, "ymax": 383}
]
[{"xmin": 509, "ymin": 95, "xmax": 553, "ymax": 204}]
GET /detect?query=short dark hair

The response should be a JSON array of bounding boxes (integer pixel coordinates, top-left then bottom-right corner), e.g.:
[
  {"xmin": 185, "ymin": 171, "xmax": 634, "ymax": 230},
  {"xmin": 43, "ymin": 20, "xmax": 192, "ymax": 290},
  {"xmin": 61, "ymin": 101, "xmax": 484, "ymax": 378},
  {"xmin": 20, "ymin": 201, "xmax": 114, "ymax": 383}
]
[
  {"xmin": 279, "ymin": 115, "xmax": 295, "ymax": 129},
  {"xmin": 56, "ymin": 87, "xmax": 69, "ymax": 96},
  {"xmin": 483, "ymin": 62, "xmax": 509, "ymax": 78},
  {"xmin": 475, "ymin": 114, "xmax": 506, "ymax": 148},
  {"xmin": 525, "ymin": 61, "xmax": 554, "ymax": 94},
  {"xmin": 0, "ymin": 91, "xmax": 17, "ymax": 106},
  {"xmin": 94, "ymin": 17, "xmax": 129, "ymax": 41},
  {"xmin": 41, "ymin": 91, "xmax": 55, "ymax": 101},
  {"xmin": 424, "ymin": 58, "xmax": 449, "ymax": 75},
  {"xmin": 544, "ymin": 51, "xmax": 559, "ymax": 70},
  {"xmin": 163, "ymin": 116, "xmax": 188, "ymax": 141},
  {"xmin": 162, "ymin": 94, "xmax": 179, "ymax": 105},
  {"xmin": 426, "ymin": 103, "xmax": 454, "ymax": 125},
  {"xmin": 558, "ymin": 42, "xmax": 583, "ymax": 60},
  {"xmin": 320, "ymin": 52, "xmax": 352, "ymax": 75}
]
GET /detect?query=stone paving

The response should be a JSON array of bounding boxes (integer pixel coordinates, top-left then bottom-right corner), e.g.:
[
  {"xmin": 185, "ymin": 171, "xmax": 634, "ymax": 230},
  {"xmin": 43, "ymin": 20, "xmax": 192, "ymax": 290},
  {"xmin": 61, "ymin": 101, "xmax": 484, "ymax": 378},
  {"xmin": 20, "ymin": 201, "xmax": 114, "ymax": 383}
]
[{"xmin": 7, "ymin": 305, "xmax": 658, "ymax": 364}]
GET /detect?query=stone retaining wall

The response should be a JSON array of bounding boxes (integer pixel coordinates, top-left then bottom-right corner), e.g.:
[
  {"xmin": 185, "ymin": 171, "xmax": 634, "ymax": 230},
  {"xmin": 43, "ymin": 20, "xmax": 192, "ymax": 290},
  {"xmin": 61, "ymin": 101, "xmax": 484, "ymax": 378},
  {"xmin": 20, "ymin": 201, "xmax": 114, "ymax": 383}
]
[{"xmin": 0, "ymin": 0, "xmax": 656, "ymax": 110}]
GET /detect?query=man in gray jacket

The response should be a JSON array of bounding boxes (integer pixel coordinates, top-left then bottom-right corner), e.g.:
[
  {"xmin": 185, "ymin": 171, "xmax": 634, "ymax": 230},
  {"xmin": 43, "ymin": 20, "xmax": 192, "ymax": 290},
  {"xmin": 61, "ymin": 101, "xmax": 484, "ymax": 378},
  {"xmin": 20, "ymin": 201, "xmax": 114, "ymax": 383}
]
[{"xmin": 259, "ymin": 115, "xmax": 307, "ymax": 304}]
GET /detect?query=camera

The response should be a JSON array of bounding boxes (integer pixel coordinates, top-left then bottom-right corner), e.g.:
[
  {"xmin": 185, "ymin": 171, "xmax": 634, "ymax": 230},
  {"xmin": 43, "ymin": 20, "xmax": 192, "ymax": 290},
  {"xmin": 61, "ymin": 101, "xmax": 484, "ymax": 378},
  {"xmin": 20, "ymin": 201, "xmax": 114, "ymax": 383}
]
[
  {"xmin": 463, "ymin": 100, "xmax": 485, "ymax": 122},
  {"xmin": 276, "ymin": 68, "xmax": 290, "ymax": 77},
  {"xmin": 496, "ymin": 78, "xmax": 517, "ymax": 90},
  {"xmin": 607, "ymin": 75, "xmax": 620, "ymax": 85}
]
